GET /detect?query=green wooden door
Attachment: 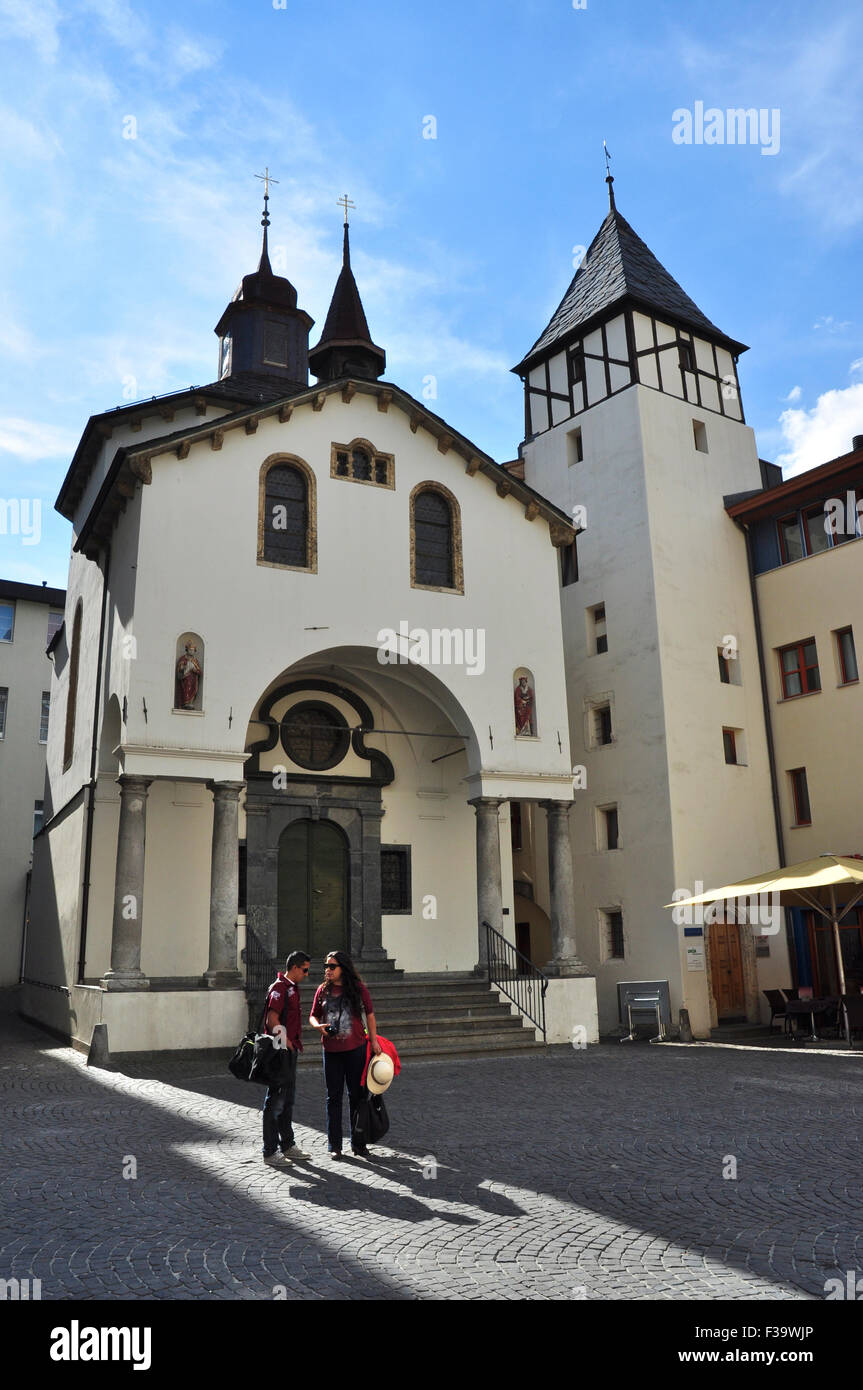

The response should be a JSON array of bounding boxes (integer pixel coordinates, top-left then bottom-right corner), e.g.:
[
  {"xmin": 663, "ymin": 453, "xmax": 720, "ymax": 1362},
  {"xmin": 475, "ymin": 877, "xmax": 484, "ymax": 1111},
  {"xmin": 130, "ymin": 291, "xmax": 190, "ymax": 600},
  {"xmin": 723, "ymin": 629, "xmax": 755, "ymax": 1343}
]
[{"xmin": 277, "ymin": 820, "xmax": 348, "ymax": 960}]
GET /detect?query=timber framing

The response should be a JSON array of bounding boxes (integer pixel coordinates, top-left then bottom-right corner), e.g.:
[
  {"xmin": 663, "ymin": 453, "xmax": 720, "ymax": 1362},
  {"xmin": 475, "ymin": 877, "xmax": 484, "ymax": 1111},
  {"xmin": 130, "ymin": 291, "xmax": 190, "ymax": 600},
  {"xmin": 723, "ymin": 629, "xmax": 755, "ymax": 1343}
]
[{"xmin": 71, "ymin": 378, "xmax": 575, "ymax": 561}]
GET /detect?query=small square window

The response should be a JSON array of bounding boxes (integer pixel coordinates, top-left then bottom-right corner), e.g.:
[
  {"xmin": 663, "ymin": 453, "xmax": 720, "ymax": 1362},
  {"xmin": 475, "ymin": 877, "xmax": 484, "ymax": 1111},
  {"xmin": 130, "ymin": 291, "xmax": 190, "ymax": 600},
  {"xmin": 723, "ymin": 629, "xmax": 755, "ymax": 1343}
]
[
  {"xmin": 680, "ymin": 342, "xmax": 695, "ymax": 374},
  {"xmin": 0, "ymin": 687, "xmax": 7, "ymax": 738},
  {"xmin": 33, "ymin": 801, "xmax": 44, "ymax": 836},
  {"xmin": 723, "ymin": 727, "xmax": 738, "ymax": 764},
  {"xmin": 778, "ymin": 514, "xmax": 804, "ymax": 564},
  {"xmin": 718, "ymin": 650, "xmax": 731, "ymax": 683},
  {"xmin": 567, "ymin": 426, "xmax": 583, "ymax": 465},
  {"xmin": 604, "ymin": 909, "xmax": 625, "ymax": 960},
  {"xmin": 789, "ymin": 768, "xmax": 811, "ymax": 826},
  {"xmin": 0, "ymin": 602, "xmax": 14, "ymax": 643},
  {"xmin": 836, "ymin": 627, "xmax": 859, "ymax": 685},
  {"xmin": 39, "ymin": 691, "xmax": 50, "ymax": 743},
  {"xmin": 589, "ymin": 604, "xmax": 608, "ymax": 655},
  {"xmin": 692, "ymin": 419, "xmax": 708, "ymax": 453},
  {"xmin": 568, "ymin": 347, "xmax": 585, "ymax": 385},
  {"xmin": 381, "ymin": 846, "xmax": 412, "ymax": 913},
  {"xmin": 592, "ymin": 704, "xmax": 613, "ymax": 747},
  {"xmin": 779, "ymin": 639, "xmax": 820, "ymax": 698},
  {"xmin": 47, "ymin": 611, "xmax": 64, "ymax": 645},
  {"xmin": 561, "ymin": 538, "xmax": 578, "ymax": 587},
  {"xmin": 597, "ymin": 804, "xmax": 619, "ymax": 851},
  {"xmin": 510, "ymin": 802, "xmax": 523, "ymax": 852}
]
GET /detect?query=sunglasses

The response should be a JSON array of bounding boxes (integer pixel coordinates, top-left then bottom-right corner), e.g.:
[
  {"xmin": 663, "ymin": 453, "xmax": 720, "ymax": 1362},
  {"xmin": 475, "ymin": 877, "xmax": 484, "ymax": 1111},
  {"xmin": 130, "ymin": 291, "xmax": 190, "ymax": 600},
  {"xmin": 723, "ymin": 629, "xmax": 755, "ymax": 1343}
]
[
  {"xmin": 301, "ymin": 966, "xmax": 310, "ymax": 974},
  {"xmin": 324, "ymin": 962, "xmax": 338, "ymax": 970}
]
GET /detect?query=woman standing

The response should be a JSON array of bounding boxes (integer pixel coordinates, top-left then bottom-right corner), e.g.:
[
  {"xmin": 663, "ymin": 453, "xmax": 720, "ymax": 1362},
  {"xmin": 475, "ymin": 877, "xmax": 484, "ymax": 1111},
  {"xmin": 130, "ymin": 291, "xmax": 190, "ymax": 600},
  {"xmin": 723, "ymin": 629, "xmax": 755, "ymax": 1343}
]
[{"xmin": 309, "ymin": 951, "xmax": 382, "ymax": 1159}]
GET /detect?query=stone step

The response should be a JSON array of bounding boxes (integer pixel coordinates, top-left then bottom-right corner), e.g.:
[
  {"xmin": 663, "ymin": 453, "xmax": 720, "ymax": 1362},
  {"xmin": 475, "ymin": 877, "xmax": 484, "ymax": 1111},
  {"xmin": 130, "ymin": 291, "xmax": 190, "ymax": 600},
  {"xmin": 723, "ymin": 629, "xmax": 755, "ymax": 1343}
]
[
  {"xmin": 365, "ymin": 1014, "xmax": 526, "ymax": 1036},
  {"xmin": 296, "ymin": 1028, "xmax": 542, "ymax": 1065}
]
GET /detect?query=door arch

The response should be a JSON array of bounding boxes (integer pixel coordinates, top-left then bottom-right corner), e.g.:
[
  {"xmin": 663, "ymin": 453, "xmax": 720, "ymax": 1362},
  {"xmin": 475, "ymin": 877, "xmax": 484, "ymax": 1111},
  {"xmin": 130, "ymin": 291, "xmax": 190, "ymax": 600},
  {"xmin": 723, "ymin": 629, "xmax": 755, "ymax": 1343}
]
[{"xmin": 277, "ymin": 819, "xmax": 349, "ymax": 961}]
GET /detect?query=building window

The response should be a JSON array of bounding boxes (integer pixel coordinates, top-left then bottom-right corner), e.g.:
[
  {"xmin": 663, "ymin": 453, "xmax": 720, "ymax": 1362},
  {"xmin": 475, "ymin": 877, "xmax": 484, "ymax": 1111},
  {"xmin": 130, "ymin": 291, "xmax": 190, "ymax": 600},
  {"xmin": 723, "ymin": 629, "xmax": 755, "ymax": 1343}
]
[
  {"xmin": 238, "ymin": 842, "xmax": 247, "ymax": 915},
  {"xmin": 722, "ymin": 727, "xmax": 738, "ymax": 764},
  {"xmin": 263, "ymin": 321, "xmax": 289, "ymax": 367},
  {"xmin": 411, "ymin": 483, "xmax": 463, "ymax": 592},
  {"xmin": 598, "ymin": 804, "xmax": 619, "ymax": 851},
  {"xmin": 604, "ymin": 909, "xmax": 625, "ymax": 960},
  {"xmin": 789, "ymin": 767, "xmax": 811, "ymax": 826},
  {"xmin": 0, "ymin": 602, "xmax": 14, "ymax": 642},
  {"xmin": 566, "ymin": 426, "xmax": 583, "ymax": 465},
  {"xmin": 836, "ymin": 627, "xmax": 859, "ymax": 685},
  {"xmin": 777, "ymin": 514, "xmax": 804, "ymax": 564},
  {"xmin": 63, "ymin": 601, "xmax": 82, "ymax": 770},
  {"xmin": 33, "ymin": 801, "xmax": 44, "ymax": 836},
  {"xmin": 692, "ymin": 419, "xmax": 708, "ymax": 453},
  {"xmin": 39, "ymin": 691, "xmax": 50, "ymax": 743},
  {"xmin": 568, "ymin": 346, "xmax": 585, "ymax": 385},
  {"xmin": 510, "ymin": 801, "xmax": 523, "ymax": 852},
  {"xmin": 381, "ymin": 846, "xmax": 411, "ymax": 913},
  {"xmin": 259, "ymin": 458, "xmax": 314, "ymax": 570},
  {"xmin": 779, "ymin": 639, "xmax": 820, "ymax": 698},
  {"xmin": 280, "ymin": 701, "xmax": 350, "ymax": 771},
  {"xmin": 47, "ymin": 611, "xmax": 63, "ymax": 646},
  {"xmin": 330, "ymin": 439, "xmax": 394, "ymax": 489},
  {"xmin": 560, "ymin": 538, "xmax": 578, "ymax": 586},
  {"xmin": 591, "ymin": 703, "xmax": 613, "ymax": 747},
  {"xmin": 680, "ymin": 341, "xmax": 696, "ymax": 374},
  {"xmin": 0, "ymin": 687, "xmax": 7, "ymax": 738},
  {"xmin": 590, "ymin": 604, "xmax": 608, "ymax": 654},
  {"xmin": 801, "ymin": 504, "xmax": 831, "ymax": 556},
  {"xmin": 718, "ymin": 649, "xmax": 731, "ymax": 683}
]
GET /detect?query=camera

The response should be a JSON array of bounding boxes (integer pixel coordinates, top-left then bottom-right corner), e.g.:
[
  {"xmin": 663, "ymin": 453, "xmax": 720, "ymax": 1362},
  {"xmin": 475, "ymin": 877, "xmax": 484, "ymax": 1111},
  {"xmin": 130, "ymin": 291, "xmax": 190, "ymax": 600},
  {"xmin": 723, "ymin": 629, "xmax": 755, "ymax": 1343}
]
[{"xmin": 325, "ymin": 1023, "xmax": 338, "ymax": 1036}]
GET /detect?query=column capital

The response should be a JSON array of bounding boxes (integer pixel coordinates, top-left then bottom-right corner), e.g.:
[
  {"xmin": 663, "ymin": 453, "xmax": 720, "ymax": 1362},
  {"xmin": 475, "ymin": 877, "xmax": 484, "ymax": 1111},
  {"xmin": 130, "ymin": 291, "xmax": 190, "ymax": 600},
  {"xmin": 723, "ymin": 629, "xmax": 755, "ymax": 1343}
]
[
  {"xmin": 206, "ymin": 780, "xmax": 245, "ymax": 800},
  {"xmin": 468, "ymin": 796, "xmax": 504, "ymax": 813},
  {"xmin": 539, "ymin": 798, "xmax": 573, "ymax": 817},
  {"xmin": 116, "ymin": 774, "xmax": 153, "ymax": 795}
]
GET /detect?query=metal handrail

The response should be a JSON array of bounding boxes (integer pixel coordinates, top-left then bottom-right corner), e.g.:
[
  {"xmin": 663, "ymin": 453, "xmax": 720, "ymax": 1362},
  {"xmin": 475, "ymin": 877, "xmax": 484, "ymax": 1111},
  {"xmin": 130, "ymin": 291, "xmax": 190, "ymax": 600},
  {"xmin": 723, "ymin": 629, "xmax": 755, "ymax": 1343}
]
[
  {"xmin": 242, "ymin": 927, "xmax": 278, "ymax": 1018},
  {"xmin": 483, "ymin": 920, "xmax": 548, "ymax": 1041}
]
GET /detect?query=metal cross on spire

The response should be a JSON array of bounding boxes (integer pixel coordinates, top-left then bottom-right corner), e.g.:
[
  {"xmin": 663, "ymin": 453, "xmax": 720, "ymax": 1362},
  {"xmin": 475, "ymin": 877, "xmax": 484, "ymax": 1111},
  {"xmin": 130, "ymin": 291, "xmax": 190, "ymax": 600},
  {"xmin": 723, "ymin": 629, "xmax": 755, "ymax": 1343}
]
[
  {"xmin": 255, "ymin": 167, "xmax": 279, "ymax": 227},
  {"xmin": 337, "ymin": 193, "xmax": 356, "ymax": 225}
]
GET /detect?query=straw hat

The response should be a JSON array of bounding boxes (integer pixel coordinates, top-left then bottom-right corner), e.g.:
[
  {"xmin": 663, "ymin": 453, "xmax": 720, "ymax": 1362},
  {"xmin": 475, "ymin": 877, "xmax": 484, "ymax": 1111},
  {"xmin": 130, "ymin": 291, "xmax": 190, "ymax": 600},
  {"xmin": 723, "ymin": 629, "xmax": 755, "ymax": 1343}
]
[{"xmin": 366, "ymin": 1052, "xmax": 394, "ymax": 1095}]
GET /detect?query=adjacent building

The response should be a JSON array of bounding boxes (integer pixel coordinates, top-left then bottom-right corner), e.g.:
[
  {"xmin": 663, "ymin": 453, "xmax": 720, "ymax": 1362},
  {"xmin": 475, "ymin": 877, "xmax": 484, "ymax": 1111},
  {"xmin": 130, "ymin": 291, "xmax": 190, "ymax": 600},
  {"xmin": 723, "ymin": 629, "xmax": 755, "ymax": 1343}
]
[{"xmin": 0, "ymin": 579, "xmax": 66, "ymax": 986}]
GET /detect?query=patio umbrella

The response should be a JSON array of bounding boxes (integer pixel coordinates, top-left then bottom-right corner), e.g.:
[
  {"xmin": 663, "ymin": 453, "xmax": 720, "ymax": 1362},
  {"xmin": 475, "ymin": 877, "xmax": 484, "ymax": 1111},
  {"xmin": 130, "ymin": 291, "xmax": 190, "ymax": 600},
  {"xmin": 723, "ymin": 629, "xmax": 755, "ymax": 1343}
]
[{"xmin": 665, "ymin": 855, "xmax": 863, "ymax": 996}]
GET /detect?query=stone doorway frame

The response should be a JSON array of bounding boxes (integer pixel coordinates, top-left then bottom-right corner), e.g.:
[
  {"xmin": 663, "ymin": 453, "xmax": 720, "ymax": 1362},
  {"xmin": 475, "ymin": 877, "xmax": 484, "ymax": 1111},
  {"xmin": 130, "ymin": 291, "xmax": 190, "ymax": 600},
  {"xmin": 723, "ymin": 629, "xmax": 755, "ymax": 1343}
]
[{"xmin": 704, "ymin": 914, "xmax": 760, "ymax": 1027}]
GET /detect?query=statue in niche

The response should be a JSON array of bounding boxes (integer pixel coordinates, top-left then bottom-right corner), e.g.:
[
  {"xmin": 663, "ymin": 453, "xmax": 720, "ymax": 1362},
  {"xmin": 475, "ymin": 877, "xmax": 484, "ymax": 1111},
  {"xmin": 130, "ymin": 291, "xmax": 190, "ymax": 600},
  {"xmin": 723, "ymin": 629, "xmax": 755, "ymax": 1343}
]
[
  {"xmin": 176, "ymin": 641, "xmax": 202, "ymax": 709},
  {"xmin": 514, "ymin": 674, "xmax": 536, "ymax": 737}
]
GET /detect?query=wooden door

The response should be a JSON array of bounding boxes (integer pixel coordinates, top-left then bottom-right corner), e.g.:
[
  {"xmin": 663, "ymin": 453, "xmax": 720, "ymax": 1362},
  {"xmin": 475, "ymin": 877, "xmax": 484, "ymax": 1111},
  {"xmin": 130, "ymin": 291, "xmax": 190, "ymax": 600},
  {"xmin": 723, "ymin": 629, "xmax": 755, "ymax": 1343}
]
[
  {"xmin": 278, "ymin": 820, "xmax": 348, "ymax": 960},
  {"xmin": 712, "ymin": 921, "xmax": 746, "ymax": 1018}
]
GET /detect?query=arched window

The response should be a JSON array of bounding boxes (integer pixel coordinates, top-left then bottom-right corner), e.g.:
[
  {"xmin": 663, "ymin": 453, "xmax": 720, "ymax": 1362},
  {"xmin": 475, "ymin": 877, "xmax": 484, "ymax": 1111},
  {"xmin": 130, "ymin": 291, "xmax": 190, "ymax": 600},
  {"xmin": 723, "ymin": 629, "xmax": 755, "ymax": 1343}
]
[
  {"xmin": 411, "ymin": 484, "xmax": 463, "ymax": 592},
  {"xmin": 63, "ymin": 601, "xmax": 82, "ymax": 770},
  {"xmin": 258, "ymin": 456, "xmax": 316, "ymax": 571}
]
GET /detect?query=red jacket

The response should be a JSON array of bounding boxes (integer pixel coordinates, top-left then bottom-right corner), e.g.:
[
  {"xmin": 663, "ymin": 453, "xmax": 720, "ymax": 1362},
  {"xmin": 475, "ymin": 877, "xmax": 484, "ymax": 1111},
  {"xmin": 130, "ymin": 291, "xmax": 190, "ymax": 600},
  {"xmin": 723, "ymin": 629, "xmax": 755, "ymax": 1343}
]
[{"xmin": 361, "ymin": 1034, "xmax": 401, "ymax": 1087}]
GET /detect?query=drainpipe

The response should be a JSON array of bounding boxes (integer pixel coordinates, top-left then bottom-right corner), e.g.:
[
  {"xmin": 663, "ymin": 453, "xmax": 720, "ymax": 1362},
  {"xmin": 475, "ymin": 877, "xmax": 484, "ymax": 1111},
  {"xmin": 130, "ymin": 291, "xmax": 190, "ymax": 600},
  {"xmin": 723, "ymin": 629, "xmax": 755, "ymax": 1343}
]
[
  {"xmin": 741, "ymin": 524, "xmax": 796, "ymax": 978},
  {"xmin": 77, "ymin": 543, "xmax": 111, "ymax": 984}
]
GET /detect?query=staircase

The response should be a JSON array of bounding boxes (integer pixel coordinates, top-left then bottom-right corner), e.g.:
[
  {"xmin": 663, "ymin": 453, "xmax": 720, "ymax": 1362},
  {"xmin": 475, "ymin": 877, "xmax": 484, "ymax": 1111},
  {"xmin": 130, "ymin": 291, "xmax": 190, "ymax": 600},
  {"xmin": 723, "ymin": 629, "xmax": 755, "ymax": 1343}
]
[{"xmin": 244, "ymin": 936, "xmax": 545, "ymax": 1063}]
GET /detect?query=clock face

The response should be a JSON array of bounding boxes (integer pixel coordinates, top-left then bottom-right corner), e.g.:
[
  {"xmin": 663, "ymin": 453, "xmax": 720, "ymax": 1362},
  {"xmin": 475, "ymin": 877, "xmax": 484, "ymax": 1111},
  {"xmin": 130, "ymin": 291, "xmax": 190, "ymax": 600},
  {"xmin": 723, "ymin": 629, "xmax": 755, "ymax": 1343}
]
[{"xmin": 220, "ymin": 335, "xmax": 232, "ymax": 377}]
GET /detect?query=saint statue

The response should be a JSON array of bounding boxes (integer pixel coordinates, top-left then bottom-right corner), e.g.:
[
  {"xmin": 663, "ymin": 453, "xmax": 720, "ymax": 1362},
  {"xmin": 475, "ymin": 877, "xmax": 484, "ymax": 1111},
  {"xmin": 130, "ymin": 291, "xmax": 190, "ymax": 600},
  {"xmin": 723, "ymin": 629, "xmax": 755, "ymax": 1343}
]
[
  {"xmin": 514, "ymin": 674, "xmax": 535, "ymax": 736},
  {"xmin": 176, "ymin": 642, "xmax": 202, "ymax": 709}
]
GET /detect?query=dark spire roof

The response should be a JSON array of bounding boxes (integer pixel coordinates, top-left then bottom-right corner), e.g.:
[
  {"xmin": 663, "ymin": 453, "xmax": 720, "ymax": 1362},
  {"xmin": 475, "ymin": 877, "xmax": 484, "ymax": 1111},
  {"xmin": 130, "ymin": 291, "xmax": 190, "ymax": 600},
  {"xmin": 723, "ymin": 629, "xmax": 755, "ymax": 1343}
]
[
  {"xmin": 309, "ymin": 222, "xmax": 385, "ymax": 382},
  {"xmin": 514, "ymin": 199, "xmax": 746, "ymax": 374}
]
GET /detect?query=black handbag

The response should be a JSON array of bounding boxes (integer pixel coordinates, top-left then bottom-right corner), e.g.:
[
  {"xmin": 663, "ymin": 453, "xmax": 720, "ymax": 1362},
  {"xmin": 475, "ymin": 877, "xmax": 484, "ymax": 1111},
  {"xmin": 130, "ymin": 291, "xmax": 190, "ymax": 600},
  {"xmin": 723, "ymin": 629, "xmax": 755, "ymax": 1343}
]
[
  {"xmin": 353, "ymin": 1089, "xmax": 390, "ymax": 1147},
  {"xmin": 248, "ymin": 1032, "xmax": 295, "ymax": 1087},
  {"xmin": 228, "ymin": 1003, "xmax": 265, "ymax": 1083}
]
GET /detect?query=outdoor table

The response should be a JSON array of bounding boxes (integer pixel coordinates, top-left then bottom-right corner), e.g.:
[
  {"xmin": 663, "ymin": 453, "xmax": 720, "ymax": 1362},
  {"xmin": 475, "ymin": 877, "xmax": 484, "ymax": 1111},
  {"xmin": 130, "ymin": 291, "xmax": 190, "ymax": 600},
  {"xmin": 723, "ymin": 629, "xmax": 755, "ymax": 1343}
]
[{"xmin": 784, "ymin": 996, "xmax": 839, "ymax": 1042}]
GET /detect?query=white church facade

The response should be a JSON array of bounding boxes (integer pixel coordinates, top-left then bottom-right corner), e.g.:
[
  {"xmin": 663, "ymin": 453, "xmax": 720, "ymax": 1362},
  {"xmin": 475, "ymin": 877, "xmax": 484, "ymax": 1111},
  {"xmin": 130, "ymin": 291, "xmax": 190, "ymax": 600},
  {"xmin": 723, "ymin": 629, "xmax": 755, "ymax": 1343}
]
[{"xmin": 21, "ymin": 176, "xmax": 863, "ymax": 1052}]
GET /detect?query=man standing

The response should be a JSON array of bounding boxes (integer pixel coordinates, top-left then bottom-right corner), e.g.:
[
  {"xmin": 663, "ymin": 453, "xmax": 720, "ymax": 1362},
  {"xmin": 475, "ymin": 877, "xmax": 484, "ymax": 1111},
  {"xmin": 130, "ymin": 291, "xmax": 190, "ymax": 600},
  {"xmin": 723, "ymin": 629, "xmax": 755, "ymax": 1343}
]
[{"xmin": 262, "ymin": 950, "xmax": 311, "ymax": 1165}]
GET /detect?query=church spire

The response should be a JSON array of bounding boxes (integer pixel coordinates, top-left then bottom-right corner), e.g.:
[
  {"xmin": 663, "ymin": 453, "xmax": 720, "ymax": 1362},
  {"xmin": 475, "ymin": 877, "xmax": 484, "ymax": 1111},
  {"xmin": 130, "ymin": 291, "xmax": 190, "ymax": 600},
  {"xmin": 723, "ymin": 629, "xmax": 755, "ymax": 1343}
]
[
  {"xmin": 213, "ymin": 171, "xmax": 314, "ymax": 393},
  {"xmin": 309, "ymin": 198, "xmax": 386, "ymax": 384}
]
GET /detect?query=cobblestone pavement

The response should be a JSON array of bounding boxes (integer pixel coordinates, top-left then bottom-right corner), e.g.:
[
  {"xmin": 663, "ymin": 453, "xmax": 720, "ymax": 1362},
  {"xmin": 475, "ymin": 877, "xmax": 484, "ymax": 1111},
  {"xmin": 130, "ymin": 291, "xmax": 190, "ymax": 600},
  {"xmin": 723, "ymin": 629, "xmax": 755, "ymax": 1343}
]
[{"xmin": 2, "ymin": 1010, "xmax": 862, "ymax": 1301}]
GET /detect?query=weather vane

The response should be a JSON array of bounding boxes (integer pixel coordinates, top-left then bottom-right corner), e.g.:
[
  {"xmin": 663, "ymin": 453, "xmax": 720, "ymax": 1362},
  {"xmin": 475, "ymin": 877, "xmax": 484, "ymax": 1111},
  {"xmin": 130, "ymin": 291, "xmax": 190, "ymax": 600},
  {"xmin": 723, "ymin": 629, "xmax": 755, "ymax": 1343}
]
[
  {"xmin": 603, "ymin": 140, "xmax": 612, "ymax": 176},
  {"xmin": 337, "ymin": 193, "xmax": 356, "ymax": 225}
]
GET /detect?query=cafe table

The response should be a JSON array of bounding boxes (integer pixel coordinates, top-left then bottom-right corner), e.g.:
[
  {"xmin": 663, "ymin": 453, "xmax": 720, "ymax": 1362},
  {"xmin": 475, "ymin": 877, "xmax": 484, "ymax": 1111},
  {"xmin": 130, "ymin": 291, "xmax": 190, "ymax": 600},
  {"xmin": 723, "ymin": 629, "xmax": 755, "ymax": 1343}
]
[{"xmin": 784, "ymin": 996, "xmax": 839, "ymax": 1042}]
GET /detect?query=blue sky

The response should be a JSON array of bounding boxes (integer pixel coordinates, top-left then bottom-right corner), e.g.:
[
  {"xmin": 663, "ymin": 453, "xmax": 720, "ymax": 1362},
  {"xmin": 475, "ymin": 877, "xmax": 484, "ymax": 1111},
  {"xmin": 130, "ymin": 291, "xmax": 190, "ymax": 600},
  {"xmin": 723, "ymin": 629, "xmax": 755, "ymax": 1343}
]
[{"xmin": 1, "ymin": 0, "xmax": 862, "ymax": 588}]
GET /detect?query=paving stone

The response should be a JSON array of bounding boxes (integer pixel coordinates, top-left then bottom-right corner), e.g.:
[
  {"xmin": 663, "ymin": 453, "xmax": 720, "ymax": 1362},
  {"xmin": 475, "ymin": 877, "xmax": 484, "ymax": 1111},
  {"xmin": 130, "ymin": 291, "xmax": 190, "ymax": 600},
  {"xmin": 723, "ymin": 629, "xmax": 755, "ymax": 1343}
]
[{"xmin": 1, "ymin": 1011, "xmax": 860, "ymax": 1299}]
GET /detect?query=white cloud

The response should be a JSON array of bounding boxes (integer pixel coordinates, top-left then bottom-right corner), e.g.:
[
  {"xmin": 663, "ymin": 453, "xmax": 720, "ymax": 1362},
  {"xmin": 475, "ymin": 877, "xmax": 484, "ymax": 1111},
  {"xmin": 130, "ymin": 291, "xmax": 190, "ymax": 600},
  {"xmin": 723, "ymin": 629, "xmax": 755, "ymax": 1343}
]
[
  {"xmin": 783, "ymin": 385, "xmax": 802, "ymax": 403},
  {"xmin": 0, "ymin": 418, "xmax": 78, "ymax": 462},
  {"xmin": 0, "ymin": 105, "xmax": 63, "ymax": 162},
  {"xmin": 813, "ymin": 315, "xmax": 852, "ymax": 333},
  {"xmin": 775, "ymin": 383, "xmax": 863, "ymax": 477},
  {"xmin": 850, "ymin": 359, "xmax": 863, "ymax": 377},
  {"xmin": 0, "ymin": 0, "xmax": 62, "ymax": 63}
]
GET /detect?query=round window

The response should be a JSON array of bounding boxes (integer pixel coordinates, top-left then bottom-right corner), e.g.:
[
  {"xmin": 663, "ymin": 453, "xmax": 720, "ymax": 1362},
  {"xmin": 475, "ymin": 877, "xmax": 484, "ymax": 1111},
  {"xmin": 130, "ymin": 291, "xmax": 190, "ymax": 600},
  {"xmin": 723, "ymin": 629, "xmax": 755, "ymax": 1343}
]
[{"xmin": 280, "ymin": 702, "xmax": 350, "ymax": 771}]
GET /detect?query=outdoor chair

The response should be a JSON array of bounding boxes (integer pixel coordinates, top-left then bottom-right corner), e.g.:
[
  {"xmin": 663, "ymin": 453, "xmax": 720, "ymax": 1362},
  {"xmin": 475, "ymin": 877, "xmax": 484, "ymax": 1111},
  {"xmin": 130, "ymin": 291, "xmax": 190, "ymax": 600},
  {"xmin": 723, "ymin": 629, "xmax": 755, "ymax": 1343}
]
[
  {"xmin": 782, "ymin": 987, "xmax": 800, "ymax": 1002},
  {"xmin": 839, "ymin": 994, "xmax": 863, "ymax": 1048},
  {"xmin": 763, "ymin": 989, "xmax": 789, "ymax": 1032}
]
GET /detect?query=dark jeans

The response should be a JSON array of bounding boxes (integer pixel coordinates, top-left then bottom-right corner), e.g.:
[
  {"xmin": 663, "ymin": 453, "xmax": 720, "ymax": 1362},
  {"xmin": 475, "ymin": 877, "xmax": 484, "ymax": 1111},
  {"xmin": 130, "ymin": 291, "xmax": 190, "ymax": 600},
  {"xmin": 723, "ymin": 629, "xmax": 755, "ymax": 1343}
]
[
  {"xmin": 262, "ymin": 1049, "xmax": 298, "ymax": 1155},
  {"xmin": 323, "ymin": 1043, "xmax": 366, "ymax": 1152}
]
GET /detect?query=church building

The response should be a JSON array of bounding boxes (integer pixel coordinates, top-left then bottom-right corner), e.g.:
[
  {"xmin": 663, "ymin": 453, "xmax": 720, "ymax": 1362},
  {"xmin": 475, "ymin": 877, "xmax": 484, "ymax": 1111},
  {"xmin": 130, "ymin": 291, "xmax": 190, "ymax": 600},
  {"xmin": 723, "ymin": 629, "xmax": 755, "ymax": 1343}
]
[{"xmin": 21, "ymin": 175, "xmax": 863, "ymax": 1052}]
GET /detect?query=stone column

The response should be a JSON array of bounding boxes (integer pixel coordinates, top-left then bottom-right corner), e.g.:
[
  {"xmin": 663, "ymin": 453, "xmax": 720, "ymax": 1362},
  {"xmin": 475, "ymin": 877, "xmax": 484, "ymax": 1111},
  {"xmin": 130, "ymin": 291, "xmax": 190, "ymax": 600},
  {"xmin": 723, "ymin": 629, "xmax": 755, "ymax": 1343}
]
[
  {"xmin": 540, "ymin": 800, "xmax": 588, "ymax": 976},
  {"xmin": 101, "ymin": 775, "xmax": 152, "ymax": 991},
  {"xmin": 358, "ymin": 805, "xmax": 387, "ymax": 963},
  {"xmin": 469, "ymin": 797, "xmax": 504, "ymax": 971},
  {"xmin": 203, "ymin": 781, "xmax": 245, "ymax": 988}
]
